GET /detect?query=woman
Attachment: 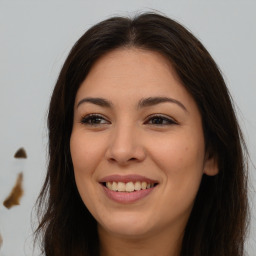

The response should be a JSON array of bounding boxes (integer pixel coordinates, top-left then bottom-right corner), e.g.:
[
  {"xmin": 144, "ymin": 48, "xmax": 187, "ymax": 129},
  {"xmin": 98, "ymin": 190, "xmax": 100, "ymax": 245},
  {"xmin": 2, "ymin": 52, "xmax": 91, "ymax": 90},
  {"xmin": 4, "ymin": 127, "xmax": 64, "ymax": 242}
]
[{"xmin": 35, "ymin": 13, "xmax": 249, "ymax": 256}]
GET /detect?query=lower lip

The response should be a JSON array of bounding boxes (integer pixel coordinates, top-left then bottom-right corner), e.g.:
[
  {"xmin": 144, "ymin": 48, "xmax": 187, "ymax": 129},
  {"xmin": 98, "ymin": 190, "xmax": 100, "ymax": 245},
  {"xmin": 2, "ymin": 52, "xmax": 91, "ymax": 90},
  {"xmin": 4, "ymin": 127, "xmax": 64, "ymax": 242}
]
[{"xmin": 102, "ymin": 185, "xmax": 155, "ymax": 203}]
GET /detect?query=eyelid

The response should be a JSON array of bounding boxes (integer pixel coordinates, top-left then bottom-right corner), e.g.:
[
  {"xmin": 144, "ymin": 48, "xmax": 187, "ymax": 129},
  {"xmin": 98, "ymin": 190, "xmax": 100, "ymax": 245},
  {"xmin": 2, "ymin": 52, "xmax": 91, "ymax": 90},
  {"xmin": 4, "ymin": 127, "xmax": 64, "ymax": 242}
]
[
  {"xmin": 80, "ymin": 113, "xmax": 111, "ymax": 125},
  {"xmin": 79, "ymin": 113, "xmax": 178, "ymax": 126},
  {"xmin": 144, "ymin": 114, "xmax": 178, "ymax": 125}
]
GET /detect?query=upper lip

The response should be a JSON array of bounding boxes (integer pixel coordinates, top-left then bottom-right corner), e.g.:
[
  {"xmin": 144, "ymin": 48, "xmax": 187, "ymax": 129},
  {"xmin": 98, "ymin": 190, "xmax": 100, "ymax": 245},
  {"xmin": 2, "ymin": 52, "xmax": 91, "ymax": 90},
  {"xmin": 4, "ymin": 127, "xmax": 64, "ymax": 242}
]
[{"xmin": 99, "ymin": 174, "xmax": 158, "ymax": 184}]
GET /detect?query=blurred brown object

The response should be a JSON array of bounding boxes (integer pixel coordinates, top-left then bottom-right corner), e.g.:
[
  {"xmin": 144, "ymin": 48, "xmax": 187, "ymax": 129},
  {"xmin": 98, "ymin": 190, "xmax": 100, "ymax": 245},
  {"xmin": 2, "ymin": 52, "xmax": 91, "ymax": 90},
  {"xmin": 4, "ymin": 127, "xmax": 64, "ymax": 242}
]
[
  {"xmin": 3, "ymin": 172, "xmax": 24, "ymax": 209},
  {"xmin": 14, "ymin": 147, "xmax": 27, "ymax": 159}
]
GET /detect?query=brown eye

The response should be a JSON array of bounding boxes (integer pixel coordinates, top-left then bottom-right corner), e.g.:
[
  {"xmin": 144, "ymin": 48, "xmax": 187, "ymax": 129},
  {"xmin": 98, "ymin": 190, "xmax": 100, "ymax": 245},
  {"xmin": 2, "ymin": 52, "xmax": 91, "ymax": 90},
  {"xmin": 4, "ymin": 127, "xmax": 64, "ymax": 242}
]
[
  {"xmin": 81, "ymin": 114, "xmax": 110, "ymax": 126},
  {"xmin": 145, "ymin": 115, "xmax": 177, "ymax": 125}
]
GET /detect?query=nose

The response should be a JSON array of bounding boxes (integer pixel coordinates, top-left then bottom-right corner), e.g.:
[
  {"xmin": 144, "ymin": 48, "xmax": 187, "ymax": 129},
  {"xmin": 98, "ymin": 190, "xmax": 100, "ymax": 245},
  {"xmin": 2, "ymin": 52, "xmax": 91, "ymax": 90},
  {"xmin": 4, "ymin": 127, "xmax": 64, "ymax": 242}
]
[{"xmin": 105, "ymin": 124, "xmax": 146, "ymax": 166}]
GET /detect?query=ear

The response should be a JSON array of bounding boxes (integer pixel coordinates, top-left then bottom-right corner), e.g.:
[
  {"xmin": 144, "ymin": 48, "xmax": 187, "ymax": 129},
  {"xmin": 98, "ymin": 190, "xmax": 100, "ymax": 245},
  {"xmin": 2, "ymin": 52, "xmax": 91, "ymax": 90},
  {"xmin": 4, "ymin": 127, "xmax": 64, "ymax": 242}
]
[{"xmin": 203, "ymin": 154, "xmax": 219, "ymax": 176}]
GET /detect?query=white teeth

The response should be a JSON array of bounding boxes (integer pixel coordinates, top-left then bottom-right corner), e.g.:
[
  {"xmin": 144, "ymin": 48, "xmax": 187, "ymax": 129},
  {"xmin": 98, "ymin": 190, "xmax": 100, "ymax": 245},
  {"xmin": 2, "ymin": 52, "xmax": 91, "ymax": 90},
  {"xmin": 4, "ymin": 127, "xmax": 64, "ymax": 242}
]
[
  {"xmin": 106, "ymin": 182, "xmax": 112, "ymax": 190},
  {"xmin": 105, "ymin": 181, "xmax": 155, "ymax": 192},
  {"xmin": 141, "ymin": 181, "xmax": 147, "ymax": 189},
  {"xmin": 126, "ymin": 182, "xmax": 135, "ymax": 192},
  {"xmin": 112, "ymin": 181, "xmax": 118, "ymax": 191},
  {"xmin": 134, "ymin": 181, "xmax": 141, "ymax": 191},
  {"xmin": 117, "ymin": 182, "xmax": 126, "ymax": 192}
]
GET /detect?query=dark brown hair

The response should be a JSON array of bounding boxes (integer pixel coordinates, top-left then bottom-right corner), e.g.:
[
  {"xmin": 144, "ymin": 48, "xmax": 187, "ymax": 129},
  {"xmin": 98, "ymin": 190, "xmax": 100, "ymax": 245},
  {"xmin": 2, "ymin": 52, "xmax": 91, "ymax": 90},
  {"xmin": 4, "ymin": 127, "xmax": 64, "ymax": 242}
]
[{"xmin": 35, "ymin": 12, "xmax": 248, "ymax": 256}]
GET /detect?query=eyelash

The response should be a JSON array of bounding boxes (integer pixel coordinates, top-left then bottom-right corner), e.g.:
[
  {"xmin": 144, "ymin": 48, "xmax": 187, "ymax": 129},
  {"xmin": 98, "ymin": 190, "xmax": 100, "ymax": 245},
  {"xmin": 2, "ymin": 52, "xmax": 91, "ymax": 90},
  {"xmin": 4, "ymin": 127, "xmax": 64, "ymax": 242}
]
[
  {"xmin": 80, "ymin": 114, "xmax": 177, "ymax": 126},
  {"xmin": 80, "ymin": 114, "xmax": 110, "ymax": 126},
  {"xmin": 145, "ymin": 114, "xmax": 177, "ymax": 126}
]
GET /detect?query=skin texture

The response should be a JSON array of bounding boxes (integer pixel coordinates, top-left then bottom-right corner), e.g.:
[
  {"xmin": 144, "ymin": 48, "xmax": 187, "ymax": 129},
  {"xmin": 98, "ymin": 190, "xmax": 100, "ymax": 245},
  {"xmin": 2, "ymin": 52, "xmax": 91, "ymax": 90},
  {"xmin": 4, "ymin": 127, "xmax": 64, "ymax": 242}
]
[{"xmin": 70, "ymin": 48, "xmax": 218, "ymax": 256}]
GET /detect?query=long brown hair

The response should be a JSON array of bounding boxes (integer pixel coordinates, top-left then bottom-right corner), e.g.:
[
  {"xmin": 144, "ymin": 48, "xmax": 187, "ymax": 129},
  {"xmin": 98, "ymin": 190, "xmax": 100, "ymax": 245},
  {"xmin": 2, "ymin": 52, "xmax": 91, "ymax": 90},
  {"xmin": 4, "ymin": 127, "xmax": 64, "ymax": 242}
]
[{"xmin": 35, "ymin": 13, "xmax": 248, "ymax": 256}]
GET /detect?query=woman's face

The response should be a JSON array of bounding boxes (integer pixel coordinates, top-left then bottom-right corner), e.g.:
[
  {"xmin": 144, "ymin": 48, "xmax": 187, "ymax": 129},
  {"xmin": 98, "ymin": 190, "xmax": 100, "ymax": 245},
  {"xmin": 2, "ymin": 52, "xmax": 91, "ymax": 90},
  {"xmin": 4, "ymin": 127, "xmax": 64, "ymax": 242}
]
[{"xmin": 70, "ymin": 48, "xmax": 218, "ymax": 239}]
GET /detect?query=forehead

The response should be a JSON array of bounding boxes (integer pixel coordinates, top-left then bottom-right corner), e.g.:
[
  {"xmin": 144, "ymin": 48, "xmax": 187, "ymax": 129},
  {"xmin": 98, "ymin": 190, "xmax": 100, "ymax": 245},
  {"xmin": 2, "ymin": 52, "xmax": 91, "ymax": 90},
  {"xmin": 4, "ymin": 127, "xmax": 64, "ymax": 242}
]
[{"xmin": 75, "ymin": 48, "xmax": 195, "ymax": 109}]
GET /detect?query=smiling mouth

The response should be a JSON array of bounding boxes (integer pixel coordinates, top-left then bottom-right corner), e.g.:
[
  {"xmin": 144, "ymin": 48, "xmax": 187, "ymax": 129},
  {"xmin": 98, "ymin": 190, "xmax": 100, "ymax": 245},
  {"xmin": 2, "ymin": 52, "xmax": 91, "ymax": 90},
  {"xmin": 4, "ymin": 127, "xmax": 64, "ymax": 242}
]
[{"xmin": 103, "ymin": 181, "xmax": 158, "ymax": 192}]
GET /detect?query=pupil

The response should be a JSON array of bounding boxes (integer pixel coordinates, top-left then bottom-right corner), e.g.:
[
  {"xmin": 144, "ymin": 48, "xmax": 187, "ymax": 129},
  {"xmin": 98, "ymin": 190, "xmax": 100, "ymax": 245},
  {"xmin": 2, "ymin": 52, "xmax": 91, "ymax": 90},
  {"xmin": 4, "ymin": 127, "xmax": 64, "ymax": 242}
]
[
  {"xmin": 153, "ymin": 118, "xmax": 162, "ymax": 124},
  {"xmin": 93, "ymin": 117, "xmax": 101, "ymax": 123}
]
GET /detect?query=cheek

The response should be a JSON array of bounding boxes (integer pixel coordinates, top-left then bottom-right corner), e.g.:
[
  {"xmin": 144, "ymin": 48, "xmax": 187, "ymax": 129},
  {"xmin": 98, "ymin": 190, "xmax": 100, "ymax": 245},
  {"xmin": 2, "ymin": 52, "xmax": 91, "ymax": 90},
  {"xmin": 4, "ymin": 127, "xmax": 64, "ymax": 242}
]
[
  {"xmin": 70, "ymin": 131, "xmax": 105, "ymax": 210},
  {"xmin": 150, "ymin": 135, "xmax": 205, "ymax": 218},
  {"xmin": 149, "ymin": 132, "xmax": 205, "ymax": 202},
  {"xmin": 70, "ymin": 131, "xmax": 106, "ymax": 176},
  {"xmin": 150, "ymin": 133, "xmax": 205, "ymax": 174}
]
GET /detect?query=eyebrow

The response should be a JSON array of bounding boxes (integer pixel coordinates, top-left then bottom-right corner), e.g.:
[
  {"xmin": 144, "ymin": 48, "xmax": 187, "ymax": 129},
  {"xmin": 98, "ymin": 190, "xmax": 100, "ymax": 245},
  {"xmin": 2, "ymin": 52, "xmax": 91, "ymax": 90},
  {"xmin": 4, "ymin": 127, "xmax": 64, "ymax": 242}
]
[
  {"xmin": 77, "ymin": 96, "xmax": 187, "ymax": 112},
  {"xmin": 77, "ymin": 97, "xmax": 112, "ymax": 108},
  {"xmin": 138, "ymin": 97, "xmax": 187, "ymax": 112}
]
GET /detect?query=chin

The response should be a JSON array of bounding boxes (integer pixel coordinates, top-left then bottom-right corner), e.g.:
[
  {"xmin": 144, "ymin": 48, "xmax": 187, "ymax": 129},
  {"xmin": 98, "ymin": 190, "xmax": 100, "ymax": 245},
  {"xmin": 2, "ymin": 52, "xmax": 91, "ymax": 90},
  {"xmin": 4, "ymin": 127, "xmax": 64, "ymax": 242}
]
[{"xmin": 98, "ymin": 213, "xmax": 154, "ymax": 238}]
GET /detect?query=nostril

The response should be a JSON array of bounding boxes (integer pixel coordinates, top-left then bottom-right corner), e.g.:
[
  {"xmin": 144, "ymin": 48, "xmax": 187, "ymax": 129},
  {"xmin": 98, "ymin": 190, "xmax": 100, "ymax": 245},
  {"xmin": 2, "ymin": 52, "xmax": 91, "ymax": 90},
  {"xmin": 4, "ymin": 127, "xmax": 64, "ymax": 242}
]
[{"xmin": 108, "ymin": 157, "xmax": 138, "ymax": 165}]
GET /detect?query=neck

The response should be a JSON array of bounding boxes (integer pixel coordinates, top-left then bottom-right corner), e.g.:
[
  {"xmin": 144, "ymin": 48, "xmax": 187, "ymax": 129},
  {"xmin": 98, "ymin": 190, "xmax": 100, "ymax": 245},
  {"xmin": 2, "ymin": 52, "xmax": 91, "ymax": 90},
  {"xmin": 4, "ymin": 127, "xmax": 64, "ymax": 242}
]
[{"xmin": 98, "ymin": 225, "xmax": 184, "ymax": 256}]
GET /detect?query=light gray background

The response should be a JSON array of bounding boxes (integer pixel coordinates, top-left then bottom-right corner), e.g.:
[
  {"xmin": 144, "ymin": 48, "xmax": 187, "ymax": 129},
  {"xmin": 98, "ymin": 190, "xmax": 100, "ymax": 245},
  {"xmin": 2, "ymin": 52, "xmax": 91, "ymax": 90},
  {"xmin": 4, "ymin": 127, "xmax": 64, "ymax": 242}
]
[{"xmin": 0, "ymin": 1, "xmax": 255, "ymax": 255}]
